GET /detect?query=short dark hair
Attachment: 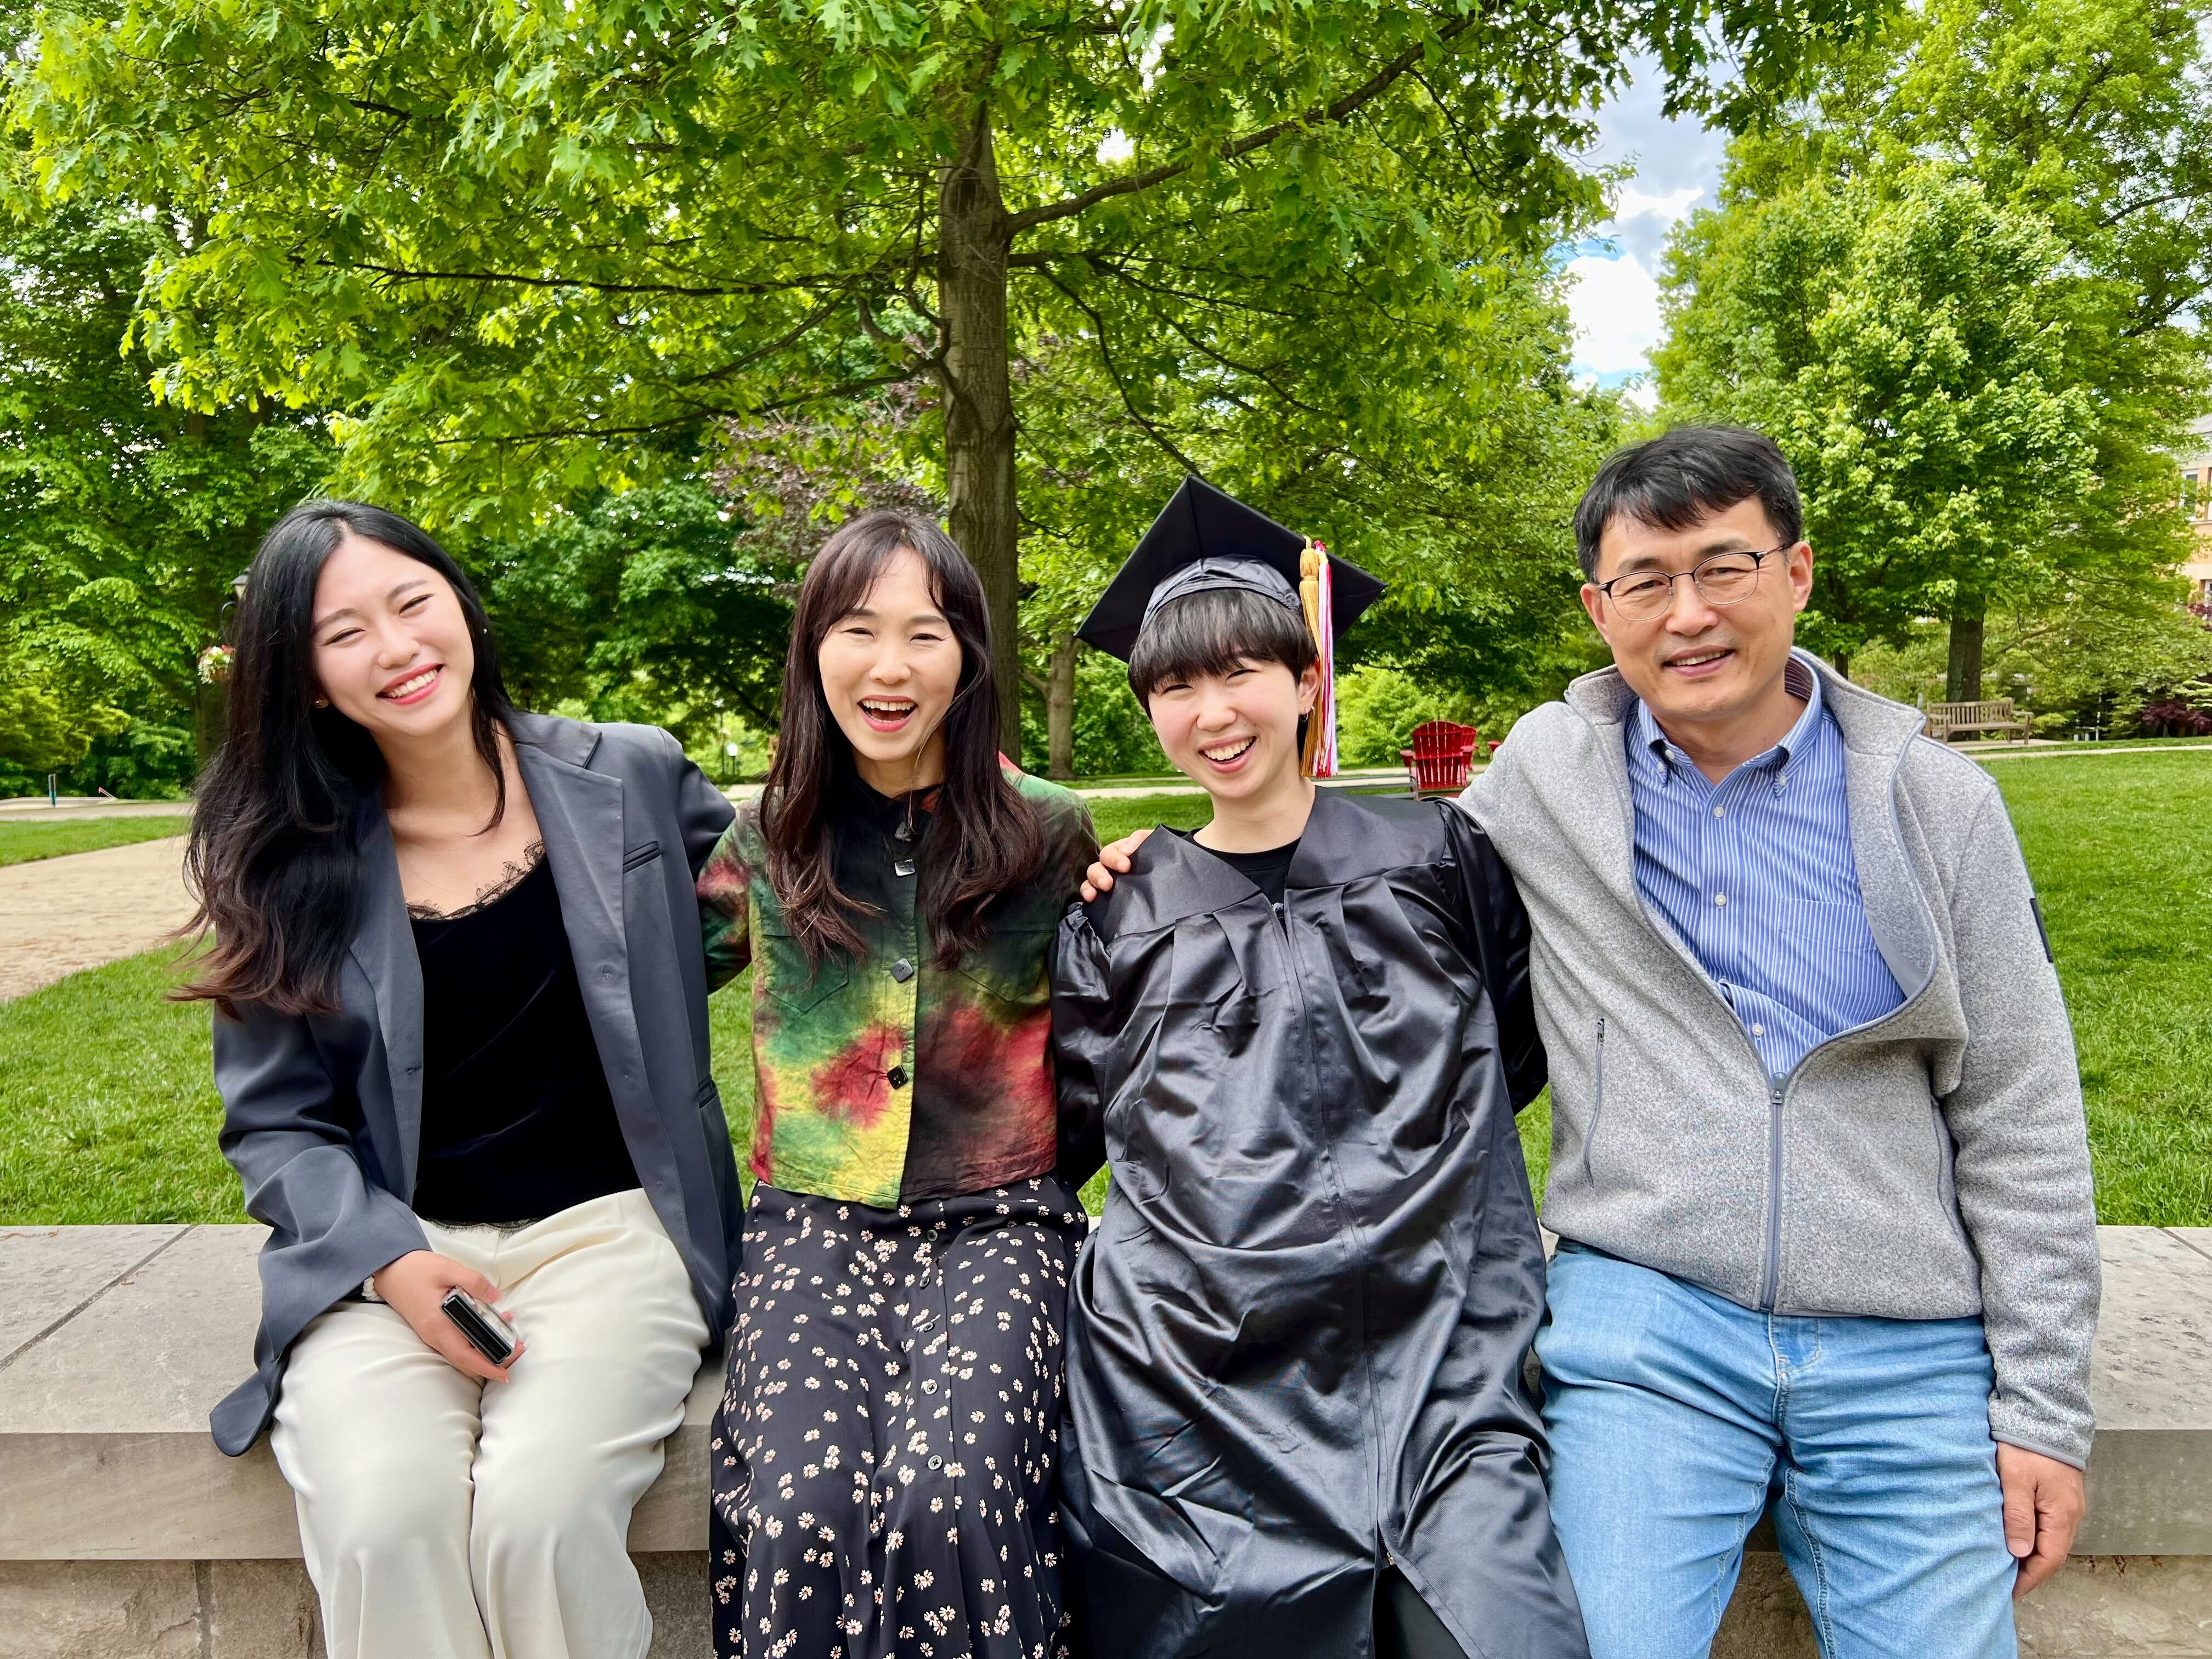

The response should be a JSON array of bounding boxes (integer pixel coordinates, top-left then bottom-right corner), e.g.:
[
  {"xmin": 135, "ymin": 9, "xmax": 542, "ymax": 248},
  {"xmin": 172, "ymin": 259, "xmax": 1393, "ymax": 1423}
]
[
  {"xmin": 1128, "ymin": 587, "xmax": 1317, "ymax": 703},
  {"xmin": 1573, "ymin": 426, "xmax": 1803, "ymax": 579}
]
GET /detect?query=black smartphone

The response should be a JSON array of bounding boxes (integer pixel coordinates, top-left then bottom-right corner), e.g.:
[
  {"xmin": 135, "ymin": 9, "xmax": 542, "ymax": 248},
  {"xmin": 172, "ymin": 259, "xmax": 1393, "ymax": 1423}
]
[{"xmin": 440, "ymin": 1287, "xmax": 518, "ymax": 1367}]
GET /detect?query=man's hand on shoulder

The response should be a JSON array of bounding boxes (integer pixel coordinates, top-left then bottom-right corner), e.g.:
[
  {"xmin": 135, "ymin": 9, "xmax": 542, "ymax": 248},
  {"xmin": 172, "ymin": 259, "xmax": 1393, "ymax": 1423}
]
[
  {"xmin": 1998, "ymin": 1442, "xmax": 2085, "ymax": 1598},
  {"xmin": 1081, "ymin": 827, "xmax": 1155, "ymax": 902}
]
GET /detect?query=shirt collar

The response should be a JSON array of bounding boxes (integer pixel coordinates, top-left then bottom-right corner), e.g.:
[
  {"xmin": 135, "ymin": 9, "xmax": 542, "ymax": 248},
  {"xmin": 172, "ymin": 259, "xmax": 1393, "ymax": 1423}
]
[{"xmin": 1635, "ymin": 651, "xmax": 1824, "ymax": 783}]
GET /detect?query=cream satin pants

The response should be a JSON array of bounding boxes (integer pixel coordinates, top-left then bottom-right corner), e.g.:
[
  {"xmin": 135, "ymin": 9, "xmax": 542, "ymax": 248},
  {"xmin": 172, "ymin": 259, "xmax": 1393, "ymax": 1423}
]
[{"xmin": 271, "ymin": 1188, "xmax": 710, "ymax": 1659}]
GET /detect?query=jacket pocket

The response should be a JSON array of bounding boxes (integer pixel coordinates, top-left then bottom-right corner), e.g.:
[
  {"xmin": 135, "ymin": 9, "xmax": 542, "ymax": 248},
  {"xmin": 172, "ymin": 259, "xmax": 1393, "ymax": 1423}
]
[
  {"xmin": 622, "ymin": 839, "xmax": 663, "ymax": 872},
  {"xmin": 953, "ymin": 926, "xmax": 1055, "ymax": 1009},
  {"xmin": 1930, "ymin": 1102, "xmax": 1972, "ymax": 1251},
  {"xmin": 1579, "ymin": 1018, "xmax": 1607, "ymax": 1183},
  {"xmin": 758, "ymin": 923, "xmax": 848, "ymax": 1015}
]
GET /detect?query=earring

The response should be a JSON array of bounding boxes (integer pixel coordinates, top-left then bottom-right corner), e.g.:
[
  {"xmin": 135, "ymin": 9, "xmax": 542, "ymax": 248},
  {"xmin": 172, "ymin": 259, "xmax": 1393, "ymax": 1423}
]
[{"xmin": 313, "ymin": 697, "xmax": 329, "ymax": 708}]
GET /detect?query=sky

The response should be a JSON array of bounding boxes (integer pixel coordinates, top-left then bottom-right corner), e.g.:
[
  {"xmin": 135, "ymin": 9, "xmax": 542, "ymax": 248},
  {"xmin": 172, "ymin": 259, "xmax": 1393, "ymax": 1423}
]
[{"xmin": 1564, "ymin": 63, "xmax": 1731, "ymax": 403}]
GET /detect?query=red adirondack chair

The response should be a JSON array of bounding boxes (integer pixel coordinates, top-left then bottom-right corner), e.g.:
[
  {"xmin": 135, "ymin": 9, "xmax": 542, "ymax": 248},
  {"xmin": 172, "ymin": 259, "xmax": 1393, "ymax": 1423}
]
[{"xmin": 1400, "ymin": 720, "xmax": 1487, "ymax": 798}]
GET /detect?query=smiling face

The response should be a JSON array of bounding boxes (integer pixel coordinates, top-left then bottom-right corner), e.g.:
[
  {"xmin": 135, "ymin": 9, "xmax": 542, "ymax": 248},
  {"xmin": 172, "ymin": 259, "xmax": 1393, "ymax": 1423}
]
[
  {"xmin": 1579, "ymin": 494, "xmax": 1814, "ymax": 747},
  {"xmin": 1147, "ymin": 656, "xmax": 1320, "ymax": 809},
  {"xmin": 816, "ymin": 546, "xmax": 963, "ymax": 794},
  {"xmin": 311, "ymin": 531, "xmax": 478, "ymax": 744}
]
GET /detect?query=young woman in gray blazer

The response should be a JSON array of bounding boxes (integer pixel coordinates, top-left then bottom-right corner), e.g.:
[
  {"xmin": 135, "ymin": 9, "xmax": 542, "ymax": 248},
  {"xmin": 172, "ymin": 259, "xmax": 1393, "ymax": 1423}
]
[{"xmin": 179, "ymin": 501, "xmax": 742, "ymax": 1659}]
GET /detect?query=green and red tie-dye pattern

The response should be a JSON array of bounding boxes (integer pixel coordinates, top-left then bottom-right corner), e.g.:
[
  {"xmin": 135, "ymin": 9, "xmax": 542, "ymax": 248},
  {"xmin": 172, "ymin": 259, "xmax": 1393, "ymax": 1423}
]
[{"xmin": 696, "ymin": 766, "xmax": 1096, "ymax": 1207}]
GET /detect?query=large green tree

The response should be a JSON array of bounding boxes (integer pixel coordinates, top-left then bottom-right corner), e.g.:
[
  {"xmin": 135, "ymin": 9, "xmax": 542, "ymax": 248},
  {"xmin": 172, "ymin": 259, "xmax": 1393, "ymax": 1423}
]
[
  {"xmin": 1660, "ymin": 0, "xmax": 2210, "ymax": 697},
  {"xmin": 0, "ymin": 194, "xmax": 332, "ymax": 790},
  {"xmin": 16, "ymin": 0, "xmax": 1872, "ymax": 749}
]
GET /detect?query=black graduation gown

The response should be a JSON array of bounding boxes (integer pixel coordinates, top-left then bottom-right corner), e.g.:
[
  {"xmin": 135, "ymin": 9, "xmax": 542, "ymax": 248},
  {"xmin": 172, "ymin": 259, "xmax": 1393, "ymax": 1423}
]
[{"xmin": 1051, "ymin": 789, "xmax": 1588, "ymax": 1659}]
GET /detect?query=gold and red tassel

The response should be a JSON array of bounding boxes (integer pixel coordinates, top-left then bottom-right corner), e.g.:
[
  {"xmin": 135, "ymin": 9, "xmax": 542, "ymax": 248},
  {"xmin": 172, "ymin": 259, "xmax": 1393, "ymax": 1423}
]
[{"xmin": 1299, "ymin": 540, "xmax": 1338, "ymax": 778}]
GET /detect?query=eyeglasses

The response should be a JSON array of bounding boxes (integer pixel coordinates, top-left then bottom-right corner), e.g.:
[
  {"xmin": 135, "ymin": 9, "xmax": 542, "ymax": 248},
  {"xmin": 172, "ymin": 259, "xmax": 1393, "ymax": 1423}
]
[{"xmin": 1592, "ymin": 546, "xmax": 1791, "ymax": 621}]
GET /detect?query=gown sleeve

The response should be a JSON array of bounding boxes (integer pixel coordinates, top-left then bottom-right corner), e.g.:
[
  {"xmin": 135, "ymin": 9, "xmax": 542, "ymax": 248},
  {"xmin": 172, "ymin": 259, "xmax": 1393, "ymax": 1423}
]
[
  {"xmin": 1049, "ymin": 902, "xmax": 1115, "ymax": 1192},
  {"xmin": 1440, "ymin": 800, "xmax": 1547, "ymax": 1112}
]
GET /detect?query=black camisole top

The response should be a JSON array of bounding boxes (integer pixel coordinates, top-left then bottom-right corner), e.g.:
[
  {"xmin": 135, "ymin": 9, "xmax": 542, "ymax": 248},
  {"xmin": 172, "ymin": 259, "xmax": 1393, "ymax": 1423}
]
[{"xmin": 407, "ymin": 848, "xmax": 640, "ymax": 1225}]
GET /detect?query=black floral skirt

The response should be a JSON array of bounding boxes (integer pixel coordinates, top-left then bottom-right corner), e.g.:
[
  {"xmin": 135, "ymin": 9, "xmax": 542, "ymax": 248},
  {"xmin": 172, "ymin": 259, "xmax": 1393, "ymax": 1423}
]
[{"xmin": 709, "ymin": 1176, "xmax": 1088, "ymax": 1659}]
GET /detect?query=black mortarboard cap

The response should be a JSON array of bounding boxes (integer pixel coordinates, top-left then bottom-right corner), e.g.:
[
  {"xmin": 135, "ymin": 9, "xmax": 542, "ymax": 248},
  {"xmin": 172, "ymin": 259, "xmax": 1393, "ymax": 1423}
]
[{"xmin": 1075, "ymin": 476, "xmax": 1386, "ymax": 662}]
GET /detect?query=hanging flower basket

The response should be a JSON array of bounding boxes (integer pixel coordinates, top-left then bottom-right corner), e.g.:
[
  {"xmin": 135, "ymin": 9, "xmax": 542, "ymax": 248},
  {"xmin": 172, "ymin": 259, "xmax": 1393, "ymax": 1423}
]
[{"xmin": 197, "ymin": 644, "xmax": 235, "ymax": 686}]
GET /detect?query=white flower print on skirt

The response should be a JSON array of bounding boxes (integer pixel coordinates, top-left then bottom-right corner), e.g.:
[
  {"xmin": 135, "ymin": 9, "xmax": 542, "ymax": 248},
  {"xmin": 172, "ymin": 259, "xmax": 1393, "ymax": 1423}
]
[{"xmin": 710, "ymin": 1177, "xmax": 1086, "ymax": 1658}]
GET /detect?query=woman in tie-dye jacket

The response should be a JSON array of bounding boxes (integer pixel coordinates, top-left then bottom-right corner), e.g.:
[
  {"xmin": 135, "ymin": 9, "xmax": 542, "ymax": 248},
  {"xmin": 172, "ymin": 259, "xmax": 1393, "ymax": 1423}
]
[{"xmin": 694, "ymin": 509, "xmax": 1096, "ymax": 1659}]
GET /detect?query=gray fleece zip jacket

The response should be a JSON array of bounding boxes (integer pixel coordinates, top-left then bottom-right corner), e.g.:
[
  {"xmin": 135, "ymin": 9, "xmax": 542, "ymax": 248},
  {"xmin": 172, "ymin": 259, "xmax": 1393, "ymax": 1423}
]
[{"xmin": 1463, "ymin": 652, "xmax": 2100, "ymax": 1466}]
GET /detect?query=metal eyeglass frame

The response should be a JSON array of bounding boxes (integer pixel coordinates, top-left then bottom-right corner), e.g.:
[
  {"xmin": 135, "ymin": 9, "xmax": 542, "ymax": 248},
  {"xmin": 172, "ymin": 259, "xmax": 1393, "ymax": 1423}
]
[{"xmin": 1592, "ymin": 545, "xmax": 1792, "ymax": 618}]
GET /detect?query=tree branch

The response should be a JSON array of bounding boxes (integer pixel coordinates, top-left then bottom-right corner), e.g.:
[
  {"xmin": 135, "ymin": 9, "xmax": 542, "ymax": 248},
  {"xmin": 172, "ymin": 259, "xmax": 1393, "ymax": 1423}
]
[
  {"xmin": 328, "ymin": 260, "xmax": 854, "ymax": 299},
  {"xmin": 1004, "ymin": 15, "xmax": 1479, "ymax": 232},
  {"xmin": 1036, "ymin": 269, "xmax": 1206, "ymax": 476}
]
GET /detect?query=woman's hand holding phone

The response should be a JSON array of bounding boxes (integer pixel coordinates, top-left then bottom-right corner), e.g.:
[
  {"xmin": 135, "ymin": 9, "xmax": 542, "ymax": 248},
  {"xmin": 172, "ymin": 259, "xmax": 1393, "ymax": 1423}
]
[{"xmin": 370, "ymin": 1250, "xmax": 524, "ymax": 1383}]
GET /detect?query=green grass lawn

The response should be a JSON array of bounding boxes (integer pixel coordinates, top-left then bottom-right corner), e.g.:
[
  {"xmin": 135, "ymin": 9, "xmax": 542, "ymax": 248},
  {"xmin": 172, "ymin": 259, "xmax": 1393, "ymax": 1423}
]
[
  {"xmin": 2, "ymin": 758, "xmax": 2205, "ymax": 1226},
  {"xmin": 1992, "ymin": 752, "xmax": 2212, "ymax": 1223},
  {"xmin": 0, "ymin": 816, "xmax": 190, "ymax": 866}
]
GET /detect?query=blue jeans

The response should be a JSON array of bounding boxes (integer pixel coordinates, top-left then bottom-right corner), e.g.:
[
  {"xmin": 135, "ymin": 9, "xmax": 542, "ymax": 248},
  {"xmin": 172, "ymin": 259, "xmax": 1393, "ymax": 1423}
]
[{"xmin": 1537, "ymin": 1244, "xmax": 2018, "ymax": 1659}]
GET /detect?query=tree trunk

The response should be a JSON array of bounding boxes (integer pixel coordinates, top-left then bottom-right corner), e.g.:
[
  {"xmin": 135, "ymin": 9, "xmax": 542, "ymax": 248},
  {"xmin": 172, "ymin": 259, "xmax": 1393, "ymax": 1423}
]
[
  {"xmin": 1945, "ymin": 599, "xmax": 1985, "ymax": 703},
  {"xmin": 1045, "ymin": 634, "xmax": 1077, "ymax": 779},
  {"xmin": 936, "ymin": 108, "xmax": 1022, "ymax": 755}
]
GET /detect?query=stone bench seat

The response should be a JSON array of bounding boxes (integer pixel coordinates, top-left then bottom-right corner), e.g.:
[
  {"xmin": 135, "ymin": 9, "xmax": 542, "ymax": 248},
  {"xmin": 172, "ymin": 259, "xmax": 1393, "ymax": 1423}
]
[{"xmin": 4, "ymin": 1224, "xmax": 2209, "ymax": 1656}]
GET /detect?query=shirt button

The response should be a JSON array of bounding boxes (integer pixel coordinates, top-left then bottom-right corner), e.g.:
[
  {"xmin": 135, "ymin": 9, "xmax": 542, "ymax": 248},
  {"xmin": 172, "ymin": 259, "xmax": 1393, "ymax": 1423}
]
[
  {"xmin": 888, "ymin": 1065, "xmax": 909, "ymax": 1089},
  {"xmin": 1752, "ymin": 1023, "xmax": 1766, "ymax": 1036},
  {"xmin": 891, "ymin": 958, "xmax": 915, "ymax": 982},
  {"xmin": 1713, "ymin": 805, "xmax": 1726, "ymax": 818},
  {"xmin": 894, "ymin": 859, "xmax": 916, "ymax": 877},
  {"xmin": 922, "ymin": 1379, "xmax": 938, "ymax": 1393},
  {"xmin": 1714, "ymin": 893, "xmax": 1728, "ymax": 906},
  {"xmin": 927, "ymin": 1454, "xmax": 943, "ymax": 1470}
]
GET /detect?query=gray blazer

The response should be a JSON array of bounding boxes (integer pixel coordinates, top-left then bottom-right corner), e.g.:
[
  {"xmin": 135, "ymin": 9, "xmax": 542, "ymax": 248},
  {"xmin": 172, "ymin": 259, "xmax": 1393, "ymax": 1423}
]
[{"xmin": 209, "ymin": 711, "xmax": 740, "ymax": 1455}]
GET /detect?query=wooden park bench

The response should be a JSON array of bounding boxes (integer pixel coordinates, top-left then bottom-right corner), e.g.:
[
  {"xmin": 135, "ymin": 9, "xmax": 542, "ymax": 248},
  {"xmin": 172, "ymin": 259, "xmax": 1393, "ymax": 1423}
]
[{"xmin": 1923, "ymin": 698, "xmax": 2032, "ymax": 743}]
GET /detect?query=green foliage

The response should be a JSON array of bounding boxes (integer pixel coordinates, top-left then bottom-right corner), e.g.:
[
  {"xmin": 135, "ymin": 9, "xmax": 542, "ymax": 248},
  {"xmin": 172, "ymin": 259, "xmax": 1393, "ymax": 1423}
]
[
  {"xmin": 1657, "ymin": 0, "xmax": 2210, "ymax": 678},
  {"xmin": 10, "ymin": 0, "xmax": 1873, "ymax": 739},
  {"xmin": 463, "ymin": 477, "xmax": 795, "ymax": 751},
  {"xmin": 1660, "ymin": 165, "xmax": 2194, "ymax": 664},
  {"xmin": 13, "ymin": 0, "xmax": 1853, "ymax": 509},
  {"xmin": 1019, "ymin": 647, "xmax": 1163, "ymax": 780},
  {"xmin": 1853, "ymin": 607, "xmax": 2212, "ymax": 736},
  {"xmin": 0, "ymin": 195, "xmax": 335, "ymax": 795},
  {"xmin": 1336, "ymin": 667, "xmax": 1489, "ymax": 767}
]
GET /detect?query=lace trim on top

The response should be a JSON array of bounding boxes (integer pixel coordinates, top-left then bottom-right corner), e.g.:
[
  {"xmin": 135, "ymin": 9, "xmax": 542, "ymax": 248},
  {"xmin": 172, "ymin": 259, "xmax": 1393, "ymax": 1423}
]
[{"xmin": 407, "ymin": 839, "xmax": 548, "ymax": 922}]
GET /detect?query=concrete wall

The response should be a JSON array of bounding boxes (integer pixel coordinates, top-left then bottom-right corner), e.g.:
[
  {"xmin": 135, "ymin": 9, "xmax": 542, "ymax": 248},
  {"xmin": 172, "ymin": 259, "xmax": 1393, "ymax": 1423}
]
[{"xmin": 4, "ymin": 1224, "xmax": 2209, "ymax": 1657}]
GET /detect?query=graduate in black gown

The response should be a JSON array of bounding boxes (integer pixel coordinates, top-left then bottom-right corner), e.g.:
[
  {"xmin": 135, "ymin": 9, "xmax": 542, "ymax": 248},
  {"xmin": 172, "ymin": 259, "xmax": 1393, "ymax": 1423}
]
[{"xmin": 1050, "ymin": 479, "xmax": 1590, "ymax": 1659}]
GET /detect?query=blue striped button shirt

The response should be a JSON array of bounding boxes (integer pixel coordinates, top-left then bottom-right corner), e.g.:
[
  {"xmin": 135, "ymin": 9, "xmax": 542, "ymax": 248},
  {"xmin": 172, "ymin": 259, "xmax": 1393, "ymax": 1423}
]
[{"xmin": 1626, "ymin": 654, "xmax": 1905, "ymax": 1079}]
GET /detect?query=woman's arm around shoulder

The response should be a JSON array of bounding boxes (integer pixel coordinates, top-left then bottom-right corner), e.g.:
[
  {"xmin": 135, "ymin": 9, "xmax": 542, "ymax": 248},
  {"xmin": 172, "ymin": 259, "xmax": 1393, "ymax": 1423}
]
[
  {"xmin": 696, "ymin": 798, "xmax": 760, "ymax": 991},
  {"xmin": 1048, "ymin": 901, "xmax": 1114, "ymax": 1192}
]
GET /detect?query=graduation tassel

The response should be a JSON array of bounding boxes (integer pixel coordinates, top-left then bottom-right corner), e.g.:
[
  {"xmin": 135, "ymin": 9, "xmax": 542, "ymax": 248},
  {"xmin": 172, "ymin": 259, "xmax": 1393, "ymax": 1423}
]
[{"xmin": 1299, "ymin": 540, "xmax": 1338, "ymax": 778}]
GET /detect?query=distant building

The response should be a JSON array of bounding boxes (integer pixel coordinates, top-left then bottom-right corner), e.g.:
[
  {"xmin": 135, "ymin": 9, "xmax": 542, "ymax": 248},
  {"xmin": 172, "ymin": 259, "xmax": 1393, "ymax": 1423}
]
[{"xmin": 2175, "ymin": 414, "xmax": 2212, "ymax": 603}]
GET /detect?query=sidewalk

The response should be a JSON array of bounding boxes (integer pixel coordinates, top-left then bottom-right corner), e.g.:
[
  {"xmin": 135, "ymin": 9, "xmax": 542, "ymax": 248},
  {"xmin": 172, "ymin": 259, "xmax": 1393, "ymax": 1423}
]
[{"xmin": 0, "ymin": 837, "xmax": 195, "ymax": 1002}]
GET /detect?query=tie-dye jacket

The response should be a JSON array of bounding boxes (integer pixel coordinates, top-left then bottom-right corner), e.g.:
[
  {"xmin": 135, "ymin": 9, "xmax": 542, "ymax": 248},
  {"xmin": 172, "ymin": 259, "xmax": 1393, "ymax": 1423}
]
[{"xmin": 697, "ymin": 768, "xmax": 1097, "ymax": 1207}]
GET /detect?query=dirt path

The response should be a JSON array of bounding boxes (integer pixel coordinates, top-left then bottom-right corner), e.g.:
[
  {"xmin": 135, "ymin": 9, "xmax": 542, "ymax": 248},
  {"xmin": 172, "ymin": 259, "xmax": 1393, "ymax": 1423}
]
[{"xmin": 0, "ymin": 837, "xmax": 195, "ymax": 1002}]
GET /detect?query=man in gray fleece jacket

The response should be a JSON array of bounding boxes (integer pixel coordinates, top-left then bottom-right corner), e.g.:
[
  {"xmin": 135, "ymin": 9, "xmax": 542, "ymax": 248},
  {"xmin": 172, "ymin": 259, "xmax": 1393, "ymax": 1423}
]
[{"xmin": 1468, "ymin": 427, "xmax": 2096, "ymax": 1657}]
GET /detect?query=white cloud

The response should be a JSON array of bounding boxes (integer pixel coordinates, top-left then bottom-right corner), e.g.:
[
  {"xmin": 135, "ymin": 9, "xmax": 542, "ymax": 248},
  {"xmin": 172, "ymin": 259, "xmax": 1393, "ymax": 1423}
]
[
  {"xmin": 1564, "ymin": 58, "xmax": 1725, "ymax": 385},
  {"xmin": 1565, "ymin": 253, "xmax": 1664, "ymax": 376}
]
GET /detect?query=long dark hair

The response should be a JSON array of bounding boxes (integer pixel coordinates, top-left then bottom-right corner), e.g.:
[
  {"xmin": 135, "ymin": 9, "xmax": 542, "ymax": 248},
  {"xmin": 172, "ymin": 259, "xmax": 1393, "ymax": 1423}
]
[
  {"xmin": 178, "ymin": 501, "xmax": 516, "ymax": 1018},
  {"xmin": 765, "ymin": 509, "xmax": 1042, "ymax": 967}
]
